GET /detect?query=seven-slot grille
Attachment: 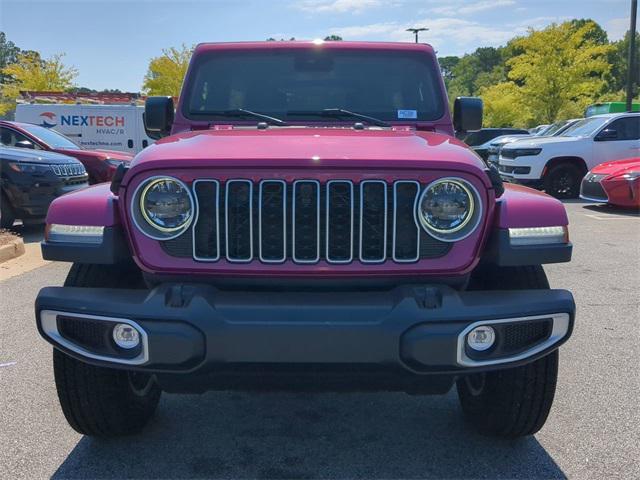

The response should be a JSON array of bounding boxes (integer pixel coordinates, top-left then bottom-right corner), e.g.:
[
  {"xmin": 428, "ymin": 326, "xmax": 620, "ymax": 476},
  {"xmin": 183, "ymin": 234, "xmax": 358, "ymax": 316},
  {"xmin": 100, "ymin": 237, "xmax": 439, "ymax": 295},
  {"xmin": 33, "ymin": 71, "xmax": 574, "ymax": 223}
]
[
  {"xmin": 52, "ymin": 163, "xmax": 86, "ymax": 177},
  {"xmin": 164, "ymin": 179, "xmax": 452, "ymax": 264}
]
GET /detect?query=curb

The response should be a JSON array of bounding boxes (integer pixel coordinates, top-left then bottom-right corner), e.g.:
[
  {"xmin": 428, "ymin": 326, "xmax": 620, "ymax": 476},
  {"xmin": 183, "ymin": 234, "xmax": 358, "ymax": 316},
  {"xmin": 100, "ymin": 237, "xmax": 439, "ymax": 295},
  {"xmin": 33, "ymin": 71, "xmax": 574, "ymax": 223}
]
[{"xmin": 0, "ymin": 238, "xmax": 26, "ymax": 263}]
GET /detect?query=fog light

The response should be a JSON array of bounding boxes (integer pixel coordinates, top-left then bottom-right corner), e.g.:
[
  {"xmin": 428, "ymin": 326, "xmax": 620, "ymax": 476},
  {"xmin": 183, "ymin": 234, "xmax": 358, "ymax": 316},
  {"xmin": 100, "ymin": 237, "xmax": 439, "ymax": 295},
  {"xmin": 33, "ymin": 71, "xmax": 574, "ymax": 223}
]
[
  {"xmin": 467, "ymin": 325, "xmax": 496, "ymax": 351},
  {"xmin": 112, "ymin": 323, "xmax": 140, "ymax": 349}
]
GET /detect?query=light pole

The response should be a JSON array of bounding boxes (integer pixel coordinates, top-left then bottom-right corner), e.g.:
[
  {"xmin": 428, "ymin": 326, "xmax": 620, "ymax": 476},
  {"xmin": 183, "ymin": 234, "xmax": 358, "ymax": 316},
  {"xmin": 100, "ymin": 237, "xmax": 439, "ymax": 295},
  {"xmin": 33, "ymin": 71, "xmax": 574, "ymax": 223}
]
[
  {"xmin": 626, "ymin": 0, "xmax": 637, "ymax": 112},
  {"xmin": 406, "ymin": 27, "xmax": 428, "ymax": 43}
]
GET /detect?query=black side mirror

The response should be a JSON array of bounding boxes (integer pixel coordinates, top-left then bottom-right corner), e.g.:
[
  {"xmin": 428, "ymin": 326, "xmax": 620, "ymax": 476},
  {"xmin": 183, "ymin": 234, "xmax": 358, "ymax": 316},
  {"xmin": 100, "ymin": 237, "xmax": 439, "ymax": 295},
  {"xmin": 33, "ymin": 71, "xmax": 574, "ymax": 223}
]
[
  {"xmin": 15, "ymin": 140, "xmax": 34, "ymax": 149},
  {"xmin": 144, "ymin": 96, "xmax": 174, "ymax": 140},
  {"xmin": 453, "ymin": 97, "xmax": 483, "ymax": 133},
  {"xmin": 595, "ymin": 128, "xmax": 618, "ymax": 141}
]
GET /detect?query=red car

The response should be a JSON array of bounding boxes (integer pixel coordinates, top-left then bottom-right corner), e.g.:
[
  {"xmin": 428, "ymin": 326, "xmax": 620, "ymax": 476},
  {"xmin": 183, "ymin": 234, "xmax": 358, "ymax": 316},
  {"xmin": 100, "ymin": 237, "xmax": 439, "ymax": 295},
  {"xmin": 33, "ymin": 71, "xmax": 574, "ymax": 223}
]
[
  {"xmin": 580, "ymin": 157, "xmax": 640, "ymax": 208},
  {"xmin": 0, "ymin": 120, "xmax": 132, "ymax": 183}
]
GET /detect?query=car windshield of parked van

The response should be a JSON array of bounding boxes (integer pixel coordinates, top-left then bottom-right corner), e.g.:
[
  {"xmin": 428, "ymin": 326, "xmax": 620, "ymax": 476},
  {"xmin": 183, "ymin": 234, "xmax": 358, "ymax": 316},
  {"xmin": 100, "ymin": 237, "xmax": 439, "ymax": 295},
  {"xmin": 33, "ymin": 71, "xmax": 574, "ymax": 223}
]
[
  {"xmin": 21, "ymin": 124, "xmax": 81, "ymax": 149},
  {"xmin": 560, "ymin": 117, "xmax": 609, "ymax": 137},
  {"xmin": 185, "ymin": 49, "xmax": 444, "ymax": 123}
]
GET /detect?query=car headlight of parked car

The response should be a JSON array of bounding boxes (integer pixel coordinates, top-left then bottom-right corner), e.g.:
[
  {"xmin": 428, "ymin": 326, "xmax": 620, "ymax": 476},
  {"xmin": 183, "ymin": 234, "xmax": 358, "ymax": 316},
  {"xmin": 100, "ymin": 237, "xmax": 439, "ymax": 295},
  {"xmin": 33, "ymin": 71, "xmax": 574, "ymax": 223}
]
[
  {"xmin": 7, "ymin": 162, "xmax": 52, "ymax": 174},
  {"xmin": 105, "ymin": 158, "xmax": 127, "ymax": 168},
  {"xmin": 416, "ymin": 178, "xmax": 482, "ymax": 242},
  {"xmin": 501, "ymin": 148, "xmax": 542, "ymax": 158},
  {"xmin": 131, "ymin": 176, "xmax": 195, "ymax": 240},
  {"xmin": 620, "ymin": 171, "xmax": 640, "ymax": 181}
]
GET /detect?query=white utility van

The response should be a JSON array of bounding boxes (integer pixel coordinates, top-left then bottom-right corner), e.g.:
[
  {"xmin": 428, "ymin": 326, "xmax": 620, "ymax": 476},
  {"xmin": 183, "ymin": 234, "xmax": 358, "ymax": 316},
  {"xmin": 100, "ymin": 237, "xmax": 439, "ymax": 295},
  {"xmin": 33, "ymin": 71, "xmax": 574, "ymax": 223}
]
[{"xmin": 15, "ymin": 104, "xmax": 155, "ymax": 154}]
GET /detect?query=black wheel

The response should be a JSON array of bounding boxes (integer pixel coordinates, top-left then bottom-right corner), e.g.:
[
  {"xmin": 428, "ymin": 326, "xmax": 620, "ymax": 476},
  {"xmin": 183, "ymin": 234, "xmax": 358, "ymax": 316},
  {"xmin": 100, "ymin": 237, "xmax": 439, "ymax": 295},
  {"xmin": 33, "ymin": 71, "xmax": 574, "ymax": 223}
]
[
  {"xmin": 459, "ymin": 265, "xmax": 558, "ymax": 437},
  {"xmin": 53, "ymin": 350, "xmax": 160, "ymax": 437},
  {"xmin": 54, "ymin": 263, "xmax": 159, "ymax": 437},
  {"xmin": 543, "ymin": 163, "xmax": 583, "ymax": 199},
  {"xmin": 1, "ymin": 193, "xmax": 15, "ymax": 229}
]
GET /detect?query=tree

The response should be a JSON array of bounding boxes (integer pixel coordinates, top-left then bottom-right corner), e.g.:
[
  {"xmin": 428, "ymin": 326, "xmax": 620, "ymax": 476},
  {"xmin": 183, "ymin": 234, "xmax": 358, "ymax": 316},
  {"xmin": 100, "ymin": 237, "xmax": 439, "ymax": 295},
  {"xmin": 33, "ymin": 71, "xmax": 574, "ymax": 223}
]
[
  {"xmin": 505, "ymin": 21, "xmax": 614, "ymax": 123},
  {"xmin": 324, "ymin": 35, "xmax": 343, "ymax": 41},
  {"xmin": 0, "ymin": 51, "xmax": 77, "ymax": 115},
  {"xmin": 480, "ymin": 82, "xmax": 532, "ymax": 128},
  {"xmin": 608, "ymin": 30, "xmax": 640, "ymax": 99},
  {"xmin": 142, "ymin": 45, "xmax": 193, "ymax": 97},
  {"xmin": 0, "ymin": 32, "xmax": 21, "ymax": 85}
]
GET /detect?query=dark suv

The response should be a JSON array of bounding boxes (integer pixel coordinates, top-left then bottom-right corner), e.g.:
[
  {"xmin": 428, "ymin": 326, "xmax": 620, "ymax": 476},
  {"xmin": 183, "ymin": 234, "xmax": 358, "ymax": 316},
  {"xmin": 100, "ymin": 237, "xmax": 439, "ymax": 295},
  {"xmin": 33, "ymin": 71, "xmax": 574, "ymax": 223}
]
[{"xmin": 0, "ymin": 146, "xmax": 88, "ymax": 228}]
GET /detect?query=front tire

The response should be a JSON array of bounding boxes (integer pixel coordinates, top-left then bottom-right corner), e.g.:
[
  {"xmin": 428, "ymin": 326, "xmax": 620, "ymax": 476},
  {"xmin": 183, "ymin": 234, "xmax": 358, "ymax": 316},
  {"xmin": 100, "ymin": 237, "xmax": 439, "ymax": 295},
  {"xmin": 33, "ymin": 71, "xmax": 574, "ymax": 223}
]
[
  {"xmin": 0, "ymin": 193, "xmax": 15, "ymax": 229},
  {"xmin": 458, "ymin": 265, "xmax": 558, "ymax": 437},
  {"xmin": 54, "ymin": 263, "xmax": 159, "ymax": 437},
  {"xmin": 54, "ymin": 349, "xmax": 161, "ymax": 437},
  {"xmin": 543, "ymin": 162, "xmax": 583, "ymax": 199}
]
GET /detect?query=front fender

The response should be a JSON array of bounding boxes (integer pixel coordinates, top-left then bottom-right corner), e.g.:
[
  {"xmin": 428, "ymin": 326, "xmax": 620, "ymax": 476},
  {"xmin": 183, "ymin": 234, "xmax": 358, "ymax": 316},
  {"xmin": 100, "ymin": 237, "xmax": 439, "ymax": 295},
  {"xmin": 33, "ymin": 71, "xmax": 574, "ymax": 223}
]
[
  {"xmin": 43, "ymin": 183, "xmax": 130, "ymax": 264},
  {"xmin": 46, "ymin": 183, "xmax": 120, "ymax": 227},
  {"xmin": 494, "ymin": 183, "xmax": 568, "ymax": 228},
  {"xmin": 484, "ymin": 183, "xmax": 572, "ymax": 266}
]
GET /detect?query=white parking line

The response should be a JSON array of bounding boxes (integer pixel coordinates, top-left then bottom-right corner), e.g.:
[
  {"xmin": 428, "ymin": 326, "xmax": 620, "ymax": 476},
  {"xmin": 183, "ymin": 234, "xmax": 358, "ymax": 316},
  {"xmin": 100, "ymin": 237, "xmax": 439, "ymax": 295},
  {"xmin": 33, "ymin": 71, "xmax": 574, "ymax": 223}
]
[
  {"xmin": 0, "ymin": 361, "xmax": 17, "ymax": 368},
  {"xmin": 583, "ymin": 214, "xmax": 639, "ymax": 220}
]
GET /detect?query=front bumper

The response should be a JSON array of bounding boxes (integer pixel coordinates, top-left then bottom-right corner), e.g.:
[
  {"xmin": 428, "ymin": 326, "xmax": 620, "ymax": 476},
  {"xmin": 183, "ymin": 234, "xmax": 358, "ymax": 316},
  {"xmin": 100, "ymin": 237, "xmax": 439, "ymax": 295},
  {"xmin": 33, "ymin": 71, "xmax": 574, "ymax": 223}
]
[{"xmin": 36, "ymin": 283, "xmax": 575, "ymax": 385}]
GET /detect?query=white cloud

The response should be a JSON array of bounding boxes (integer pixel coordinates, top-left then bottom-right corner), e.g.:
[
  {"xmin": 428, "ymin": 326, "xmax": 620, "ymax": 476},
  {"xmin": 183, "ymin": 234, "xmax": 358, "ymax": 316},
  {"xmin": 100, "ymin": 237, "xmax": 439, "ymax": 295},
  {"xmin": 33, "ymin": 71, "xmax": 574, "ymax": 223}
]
[
  {"xmin": 606, "ymin": 17, "xmax": 630, "ymax": 41},
  {"xmin": 329, "ymin": 16, "xmax": 526, "ymax": 53},
  {"xmin": 428, "ymin": 0, "xmax": 515, "ymax": 16},
  {"xmin": 295, "ymin": 0, "xmax": 384, "ymax": 14}
]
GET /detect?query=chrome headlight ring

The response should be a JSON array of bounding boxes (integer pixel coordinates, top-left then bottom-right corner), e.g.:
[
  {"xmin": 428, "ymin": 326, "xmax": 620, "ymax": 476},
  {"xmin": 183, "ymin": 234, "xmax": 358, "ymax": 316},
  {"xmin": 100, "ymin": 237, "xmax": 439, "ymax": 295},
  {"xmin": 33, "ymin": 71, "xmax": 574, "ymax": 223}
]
[
  {"xmin": 416, "ymin": 177, "xmax": 483, "ymax": 243},
  {"xmin": 130, "ymin": 175, "xmax": 195, "ymax": 241}
]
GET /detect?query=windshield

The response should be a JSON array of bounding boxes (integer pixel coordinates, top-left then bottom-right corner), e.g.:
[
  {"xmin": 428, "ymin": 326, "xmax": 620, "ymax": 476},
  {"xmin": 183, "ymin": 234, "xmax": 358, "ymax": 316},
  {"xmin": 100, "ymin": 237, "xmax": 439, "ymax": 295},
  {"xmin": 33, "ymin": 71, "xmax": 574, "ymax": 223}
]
[
  {"xmin": 541, "ymin": 121, "xmax": 567, "ymax": 136},
  {"xmin": 184, "ymin": 49, "xmax": 445, "ymax": 123},
  {"xmin": 21, "ymin": 124, "xmax": 80, "ymax": 149},
  {"xmin": 561, "ymin": 117, "xmax": 609, "ymax": 137}
]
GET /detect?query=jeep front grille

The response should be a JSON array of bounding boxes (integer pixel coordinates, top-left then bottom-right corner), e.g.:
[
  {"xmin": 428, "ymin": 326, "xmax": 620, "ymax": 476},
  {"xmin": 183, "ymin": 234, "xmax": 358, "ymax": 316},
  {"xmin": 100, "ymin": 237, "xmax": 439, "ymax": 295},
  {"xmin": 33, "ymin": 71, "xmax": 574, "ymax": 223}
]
[{"xmin": 163, "ymin": 179, "xmax": 451, "ymax": 264}]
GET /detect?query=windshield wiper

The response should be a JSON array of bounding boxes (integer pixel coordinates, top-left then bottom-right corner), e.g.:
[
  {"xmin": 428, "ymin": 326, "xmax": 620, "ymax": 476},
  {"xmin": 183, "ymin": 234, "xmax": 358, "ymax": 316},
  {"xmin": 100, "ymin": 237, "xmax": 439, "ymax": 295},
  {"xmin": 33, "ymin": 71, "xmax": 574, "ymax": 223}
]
[
  {"xmin": 289, "ymin": 108, "xmax": 391, "ymax": 128},
  {"xmin": 197, "ymin": 109, "xmax": 288, "ymax": 126}
]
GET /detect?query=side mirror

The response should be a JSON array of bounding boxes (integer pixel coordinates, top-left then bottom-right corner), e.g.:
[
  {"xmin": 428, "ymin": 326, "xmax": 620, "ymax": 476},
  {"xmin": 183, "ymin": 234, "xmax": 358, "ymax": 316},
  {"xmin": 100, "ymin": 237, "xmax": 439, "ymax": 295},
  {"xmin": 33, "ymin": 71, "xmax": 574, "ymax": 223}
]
[
  {"xmin": 453, "ymin": 97, "xmax": 483, "ymax": 133},
  {"xmin": 15, "ymin": 140, "xmax": 35, "ymax": 149},
  {"xmin": 144, "ymin": 96, "xmax": 174, "ymax": 140},
  {"xmin": 595, "ymin": 128, "xmax": 618, "ymax": 141}
]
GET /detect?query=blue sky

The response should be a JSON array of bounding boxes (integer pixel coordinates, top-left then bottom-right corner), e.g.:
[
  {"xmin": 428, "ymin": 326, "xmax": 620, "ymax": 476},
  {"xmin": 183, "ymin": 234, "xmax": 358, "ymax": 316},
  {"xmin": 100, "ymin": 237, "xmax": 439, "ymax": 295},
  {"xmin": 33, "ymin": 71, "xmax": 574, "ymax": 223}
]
[{"xmin": 0, "ymin": 0, "xmax": 633, "ymax": 92}]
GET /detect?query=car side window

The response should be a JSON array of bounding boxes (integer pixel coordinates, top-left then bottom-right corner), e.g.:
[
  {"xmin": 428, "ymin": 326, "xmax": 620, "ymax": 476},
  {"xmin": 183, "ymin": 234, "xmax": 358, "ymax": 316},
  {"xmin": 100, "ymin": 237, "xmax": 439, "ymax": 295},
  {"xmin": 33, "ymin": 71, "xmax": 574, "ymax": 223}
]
[
  {"xmin": 601, "ymin": 117, "xmax": 640, "ymax": 141},
  {"xmin": 0, "ymin": 127, "xmax": 42, "ymax": 149}
]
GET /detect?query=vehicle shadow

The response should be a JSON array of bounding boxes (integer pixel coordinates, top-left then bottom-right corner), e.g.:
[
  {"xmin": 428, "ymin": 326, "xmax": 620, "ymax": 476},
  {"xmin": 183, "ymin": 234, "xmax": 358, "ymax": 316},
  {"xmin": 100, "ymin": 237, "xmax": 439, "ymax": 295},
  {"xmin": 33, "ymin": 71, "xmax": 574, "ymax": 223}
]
[
  {"xmin": 8, "ymin": 222, "xmax": 45, "ymax": 244},
  {"xmin": 581, "ymin": 204, "xmax": 640, "ymax": 217},
  {"xmin": 52, "ymin": 390, "xmax": 566, "ymax": 479}
]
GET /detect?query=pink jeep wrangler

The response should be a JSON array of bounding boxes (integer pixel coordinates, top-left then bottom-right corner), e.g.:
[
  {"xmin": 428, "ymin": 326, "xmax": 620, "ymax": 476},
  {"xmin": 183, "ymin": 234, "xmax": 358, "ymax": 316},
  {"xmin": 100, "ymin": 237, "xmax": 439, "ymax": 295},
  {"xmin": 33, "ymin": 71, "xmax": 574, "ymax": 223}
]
[{"xmin": 36, "ymin": 41, "xmax": 574, "ymax": 438}]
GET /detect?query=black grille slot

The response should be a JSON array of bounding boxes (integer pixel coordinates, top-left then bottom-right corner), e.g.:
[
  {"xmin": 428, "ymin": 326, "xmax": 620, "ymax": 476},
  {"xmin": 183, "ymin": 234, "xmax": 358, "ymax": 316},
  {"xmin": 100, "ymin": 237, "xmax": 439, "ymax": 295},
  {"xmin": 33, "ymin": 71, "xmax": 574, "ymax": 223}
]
[
  {"xmin": 326, "ymin": 181, "xmax": 353, "ymax": 262},
  {"xmin": 260, "ymin": 181, "xmax": 286, "ymax": 262},
  {"xmin": 293, "ymin": 181, "xmax": 320, "ymax": 262},
  {"xmin": 360, "ymin": 181, "xmax": 387, "ymax": 262},
  {"xmin": 194, "ymin": 180, "xmax": 219, "ymax": 260},
  {"xmin": 393, "ymin": 181, "xmax": 420, "ymax": 261},
  {"xmin": 225, "ymin": 180, "xmax": 253, "ymax": 261},
  {"xmin": 501, "ymin": 320, "xmax": 552, "ymax": 354},
  {"xmin": 57, "ymin": 316, "xmax": 111, "ymax": 352}
]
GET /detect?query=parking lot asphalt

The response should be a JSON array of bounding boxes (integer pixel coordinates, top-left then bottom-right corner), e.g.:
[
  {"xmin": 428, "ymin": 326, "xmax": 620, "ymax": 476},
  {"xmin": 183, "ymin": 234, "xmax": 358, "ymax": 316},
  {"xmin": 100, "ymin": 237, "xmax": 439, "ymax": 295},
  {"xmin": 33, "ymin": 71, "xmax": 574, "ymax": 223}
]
[{"xmin": 0, "ymin": 200, "xmax": 638, "ymax": 479}]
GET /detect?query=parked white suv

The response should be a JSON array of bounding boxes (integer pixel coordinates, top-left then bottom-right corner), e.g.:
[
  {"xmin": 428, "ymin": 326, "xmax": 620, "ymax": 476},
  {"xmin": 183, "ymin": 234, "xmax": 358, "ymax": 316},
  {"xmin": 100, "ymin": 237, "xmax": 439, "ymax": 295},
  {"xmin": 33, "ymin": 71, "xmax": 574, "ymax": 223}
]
[{"xmin": 498, "ymin": 113, "xmax": 639, "ymax": 198}]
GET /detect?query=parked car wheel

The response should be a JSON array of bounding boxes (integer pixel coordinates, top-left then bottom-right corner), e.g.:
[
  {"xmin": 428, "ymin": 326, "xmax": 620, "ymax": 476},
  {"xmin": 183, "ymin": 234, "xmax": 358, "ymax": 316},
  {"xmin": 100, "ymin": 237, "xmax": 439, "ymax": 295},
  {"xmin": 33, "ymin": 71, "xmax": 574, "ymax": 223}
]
[
  {"xmin": 458, "ymin": 265, "xmax": 557, "ymax": 437},
  {"xmin": 0, "ymin": 193, "xmax": 15, "ymax": 229},
  {"xmin": 54, "ymin": 263, "xmax": 159, "ymax": 437},
  {"xmin": 544, "ymin": 163, "xmax": 583, "ymax": 199}
]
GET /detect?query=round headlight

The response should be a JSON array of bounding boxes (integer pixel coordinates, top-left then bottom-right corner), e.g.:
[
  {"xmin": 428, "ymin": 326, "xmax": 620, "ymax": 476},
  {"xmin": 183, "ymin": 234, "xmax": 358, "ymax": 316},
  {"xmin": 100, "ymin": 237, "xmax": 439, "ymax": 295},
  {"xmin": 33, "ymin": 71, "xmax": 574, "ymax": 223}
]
[
  {"xmin": 132, "ymin": 176, "xmax": 194, "ymax": 240},
  {"xmin": 417, "ymin": 178, "xmax": 481, "ymax": 242}
]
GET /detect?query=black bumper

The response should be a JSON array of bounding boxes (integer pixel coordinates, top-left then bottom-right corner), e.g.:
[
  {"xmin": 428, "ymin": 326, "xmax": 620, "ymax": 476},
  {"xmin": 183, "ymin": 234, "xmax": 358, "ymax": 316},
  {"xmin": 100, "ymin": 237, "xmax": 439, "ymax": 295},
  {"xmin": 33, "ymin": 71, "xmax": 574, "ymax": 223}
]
[{"xmin": 36, "ymin": 283, "xmax": 575, "ymax": 391}]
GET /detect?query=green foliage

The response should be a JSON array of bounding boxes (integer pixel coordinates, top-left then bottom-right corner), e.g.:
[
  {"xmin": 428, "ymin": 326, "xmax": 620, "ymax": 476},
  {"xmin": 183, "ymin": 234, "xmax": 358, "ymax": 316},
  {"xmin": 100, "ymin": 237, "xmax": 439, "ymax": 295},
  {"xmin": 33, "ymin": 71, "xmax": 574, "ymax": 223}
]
[
  {"xmin": 142, "ymin": 44, "xmax": 193, "ymax": 97},
  {"xmin": 324, "ymin": 35, "xmax": 343, "ymax": 41},
  {"xmin": 0, "ymin": 51, "xmax": 77, "ymax": 115}
]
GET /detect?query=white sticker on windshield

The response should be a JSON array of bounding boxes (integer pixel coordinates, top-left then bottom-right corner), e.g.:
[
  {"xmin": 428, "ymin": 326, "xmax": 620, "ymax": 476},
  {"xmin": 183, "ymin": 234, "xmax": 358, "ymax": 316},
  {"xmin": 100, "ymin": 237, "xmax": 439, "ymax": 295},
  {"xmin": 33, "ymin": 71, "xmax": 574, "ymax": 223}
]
[{"xmin": 397, "ymin": 109, "xmax": 417, "ymax": 119}]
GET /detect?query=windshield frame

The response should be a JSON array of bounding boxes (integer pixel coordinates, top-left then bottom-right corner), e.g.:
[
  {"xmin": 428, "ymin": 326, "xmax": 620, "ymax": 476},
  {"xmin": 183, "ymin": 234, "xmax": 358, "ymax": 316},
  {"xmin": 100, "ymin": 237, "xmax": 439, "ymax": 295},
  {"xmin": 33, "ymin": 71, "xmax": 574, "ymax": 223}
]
[
  {"xmin": 180, "ymin": 47, "xmax": 447, "ymax": 126},
  {"xmin": 20, "ymin": 123, "xmax": 81, "ymax": 150}
]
